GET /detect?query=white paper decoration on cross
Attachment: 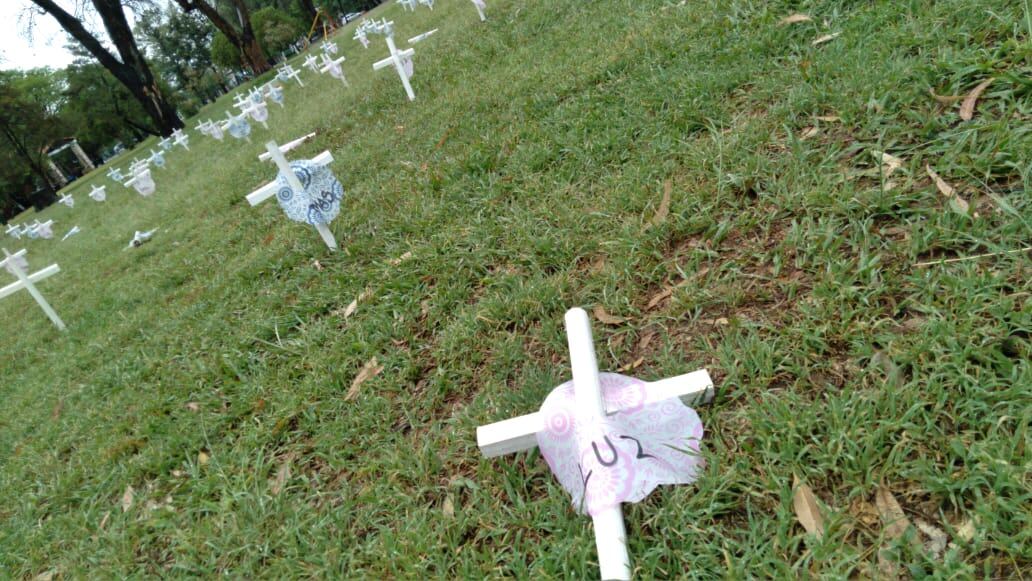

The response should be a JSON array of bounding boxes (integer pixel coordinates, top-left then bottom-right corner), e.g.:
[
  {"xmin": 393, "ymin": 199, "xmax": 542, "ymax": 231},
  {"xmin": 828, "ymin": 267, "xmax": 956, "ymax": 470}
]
[
  {"xmin": 125, "ymin": 168, "xmax": 156, "ymax": 196},
  {"xmin": 59, "ymin": 193, "xmax": 74, "ymax": 208},
  {"xmin": 89, "ymin": 185, "xmax": 106, "ymax": 202}
]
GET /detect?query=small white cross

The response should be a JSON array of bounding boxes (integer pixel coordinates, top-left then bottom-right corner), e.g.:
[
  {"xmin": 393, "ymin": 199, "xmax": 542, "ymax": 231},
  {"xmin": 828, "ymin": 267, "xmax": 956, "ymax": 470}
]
[
  {"xmin": 277, "ymin": 63, "xmax": 305, "ymax": 87},
  {"xmin": 172, "ymin": 129, "xmax": 190, "ymax": 150},
  {"xmin": 89, "ymin": 185, "xmax": 107, "ymax": 202},
  {"xmin": 476, "ymin": 308, "xmax": 714, "ymax": 580},
  {"xmin": 148, "ymin": 149, "xmax": 167, "ymax": 168},
  {"xmin": 158, "ymin": 136, "xmax": 173, "ymax": 151},
  {"xmin": 5, "ymin": 224, "xmax": 21, "ymax": 239},
  {"xmin": 370, "ymin": 20, "xmax": 417, "ymax": 101},
  {"xmin": 124, "ymin": 167, "xmax": 156, "ymax": 196},
  {"xmin": 322, "ymin": 41, "xmax": 339, "ymax": 55},
  {"xmin": 28, "ymin": 220, "xmax": 55, "ymax": 239},
  {"xmin": 106, "ymin": 167, "xmax": 124, "ymax": 182},
  {"xmin": 247, "ymin": 139, "xmax": 338, "ymax": 251},
  {"xmin": 59, "ymin": 193, "xmax": 75, "ymax": 208},
  {"xmin": 262, "ymin": 82, "xmax": 286, "ymax": 107},
  {"xmin": 303, "ymin": 54, "xmax": 320, "ymax": 73},
  {"xmin": 222, "ymin": 111, "xmax": 254, "ymax": 141},
  {"xmin": 239, "ymin": 99, "xmax": 270, "ymax": 129},
  {"xmin": 61, "ymin": 225, "xmax": 81, "ymax": 241},
  {"xmin": 354, "ymin": 27, "xmax": 370, "ymax": 48},
  {"xmin": 319, "ymin": 54, "xmax": 349, "ymax": 85},
  {"xmin": 1, "ymin": 248, "xmax": 65, "ymax": 330},
  {"xmin": 418, "ymin": 0, "xmax": 434, "ymax": 10},
  {"xmin": 397, "ymin": 0, "xmax": 416, "ymax": 11}
]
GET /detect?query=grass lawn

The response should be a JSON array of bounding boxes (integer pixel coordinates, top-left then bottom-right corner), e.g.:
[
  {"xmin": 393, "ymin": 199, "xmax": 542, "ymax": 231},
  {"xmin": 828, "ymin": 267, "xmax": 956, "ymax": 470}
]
[{"xmin": 1, "ymin": 0, "xmax": 1029, "ymax": 577}]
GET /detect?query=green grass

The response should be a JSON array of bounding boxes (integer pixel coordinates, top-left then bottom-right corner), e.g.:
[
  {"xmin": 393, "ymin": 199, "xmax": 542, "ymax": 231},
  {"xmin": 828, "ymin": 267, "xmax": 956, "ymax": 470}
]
[{"xmin": 1, "ymin": 0, "xmax": 1030, "ymax": 577}]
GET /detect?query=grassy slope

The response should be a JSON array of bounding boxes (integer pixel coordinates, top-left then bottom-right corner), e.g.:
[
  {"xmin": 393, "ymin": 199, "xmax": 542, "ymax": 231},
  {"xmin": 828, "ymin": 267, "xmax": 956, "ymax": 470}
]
[{"xmin": 1, "ymin": 0, "xmax": 1029, "ymax": 577}]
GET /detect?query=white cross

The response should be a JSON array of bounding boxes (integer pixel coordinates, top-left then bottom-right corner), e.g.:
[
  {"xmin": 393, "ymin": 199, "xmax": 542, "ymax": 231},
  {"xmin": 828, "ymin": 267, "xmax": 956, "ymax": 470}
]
[
  {"xmin": 239, "ymin": 99, "xmax": 270, "ymax": 129},
  {"xmin": 354, "ymin": 27, "xmax": 370, "ymax": 48},
  {"xmin": 319, "ymin": 54, "xmax": 349, "ymax": 85},
  {"xmin": 88, "ymin": 185, "xmax": 106, "ymax": 202},
  {"xmin": 158, "ymin": 136, "xmax": 173, "ymax": 151},
  {"xmin": 195, "ymin": 119, "xmax": 211, "ymax": 133},
  {"xmin": 59, "ymin": 193, "xmax": 75, "ymax": 208},
  {"xmin": 5, "ymin": 224, "xmax": 21, "ymax": 239},
  {"xmin": 408, "ymin": 29, "xmax": 438, "ymax": 44},
  {"xmin": 247, "ymin": 140, "xmax": 338, "ymax": 251},
  {"xmin": 222, "ymin": 111, "xmax": 254, "ymax": 141},
  {"xmin": 476, "ymin": 308, "xmax": 714, "ymax": 580},
  {"xmin": 172, "ymin": 129, "xmax": 190, "ymax": 150},
  {"xmin": 303, "ymin": 54, "xmax": 320, "ymax": 73},
  {"xmin": 370, "ymin": 21, "xmax": 417, "ymax": 101},
  {"xmin": 397, "ymin": 0, "xmax": 416, "ymax": 11},
  {"xmin": 1, "ymin": 248, "xmax": 65, "ymax": 330},
  {"xmin": 471, "ymin": 0, "xmax": 487, "ymax": 21},
  {"xmin": 148, "ymin": 149, "xmax": 167, "ymax": 168},
  {"xmin": 129, "ymin": 158, "xmax": 149, "ymax": 175},
  {"xmin": 61, "ymin": 225, "xmax": 81, "ymax": 241},
  {"xmin": 262, "ymin": 82, "xmax": 286, "ymax": 107},
  {"xmin": 419, "ymin": 0, "xmax": 434, "ymax": 9},
  {"xmin": 124, "ymin": 167, "xmax": 156, "ymax": 196},
  {"xmin": 106, "ymin": 167, "xmax": 124, "ymax": 182},
  {"xmin": 323, "ymin": 41, "xmax": 339, "ymax": 55},
  {"xmin": 28, "ymin": 220, "xmax": 55, "ymax": 239},
  {"xmin": 277, "ymin": 63, "xmax": 305, "ymax": 87}
]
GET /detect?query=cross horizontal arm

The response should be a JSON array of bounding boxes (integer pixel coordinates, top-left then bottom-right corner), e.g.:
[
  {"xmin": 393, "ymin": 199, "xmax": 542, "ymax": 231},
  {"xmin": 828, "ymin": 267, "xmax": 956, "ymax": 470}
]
[
  {"xmin": 246, "ymin": 151, "xmax": 335, "ymax": 205},
  {"xmin": 476, "ymin": 369, "xmax": 713, "ymax": 458},
  {"xmin": 0, "ymin": 264, "xmax": 60, "ymax": 300}
]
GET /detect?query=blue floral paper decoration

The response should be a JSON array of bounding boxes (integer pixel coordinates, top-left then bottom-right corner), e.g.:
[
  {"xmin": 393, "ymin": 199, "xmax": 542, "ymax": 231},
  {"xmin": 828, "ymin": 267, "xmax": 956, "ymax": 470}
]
[
  {"xmin": 228, "ymin": 116, "xmax": 251, "ymax": 139},
  {"xmin": 274, "ymin": 160, "xmax": 344, "ymax": 225}
]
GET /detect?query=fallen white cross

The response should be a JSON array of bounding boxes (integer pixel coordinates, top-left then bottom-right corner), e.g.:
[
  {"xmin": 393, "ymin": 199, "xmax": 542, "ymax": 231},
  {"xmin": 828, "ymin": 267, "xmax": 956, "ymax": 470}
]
[
  {"xmin": 319, "ymin": 54, "xmax": 349, "ymax": 85},
  {"xmin": 0, "ymin": 248, "xmax": 65, "ymax": 330},
  {"xmin": 471, "ymin": 0, "xmax": 487, "ymax": 21},
  {"xmin": 247, "ymin": 139, "xmax": 342, "ymax": 251},
  {"xmin": 126, "ymin": 229, "xmax": 158, "ymax": 249},
  {"xmin": 61, "ymin": 225, "xmax": 81, "ymax": 241},
  {"xmin": 477, "ymin": 308, "xmax": 712, "ymax": 580},
  {"xmin": 370, "ymin": 20, "xmax": 417, "ymax": 101},
  {"xmin": 89, "ymin": 185, "xmax": 107, "ymax": 202},
  {"xmin": 408, "ymin": 29, "xmax": 438, "ymax": 44},
  {"xmin": 59, "ymin": 193, "xmax": 75, "ymax": 208},
  {"xmin": 276, "ymin": 63, "xmax": 305, "ymax": 87}
]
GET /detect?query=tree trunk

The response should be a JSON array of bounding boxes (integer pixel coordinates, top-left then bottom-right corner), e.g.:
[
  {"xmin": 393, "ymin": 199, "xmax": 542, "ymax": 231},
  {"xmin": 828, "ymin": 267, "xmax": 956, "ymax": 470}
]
[
  {"xmin": 28, "ymin": 0, "xmax": 184, "ymax": 136},
  {"xmin": 174, "ymin": 0, "xmax": 272, "ymax": 74},
  {"xmin": 297, "ymin": 0, "xmax": 318, "ymax": 23}
]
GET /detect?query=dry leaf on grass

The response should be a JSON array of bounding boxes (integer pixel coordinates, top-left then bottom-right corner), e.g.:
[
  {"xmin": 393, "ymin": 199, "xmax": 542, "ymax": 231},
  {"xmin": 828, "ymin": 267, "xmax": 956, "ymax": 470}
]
[
  {"xmin": 647, "ymin": 180, "xmax": 672, "ymax": 228},
  {"xmin": 873, "ymin": 151, "xmax": 904, "ymax": 178},
  {"xmin": 800, "ymin": 126, "xmax": 819, "ymax": 140},
  {"xmin": 198, "ymin": 450, "xmax": 210, "ymax": 466},
  {"xmin": 388, "ymin": 251, "xmax": 413, "ymax": 266},
  {"xmin": 185, "ymin": 402, "xmax": 200, "ymax": 412},
  {"xmin": 875, "ymin": 487, "xmax": 914, "ymax": 541},
  {"xmin": 959, "ymin": 78, "xmax": 993, "ymax": 121},
  {"xmin": 779, "ymin": 13, "xmax": 812, "ymax": 25},
  {"xmin": 915, "ymin": 518, "xmax": 948, "ymax": 559},
  {"xmin": 270, "ymin": 454, "xmax": 294, "ymax": 496},
  {"xmin": 637, "ymin": 330, "xmax": 656, "ymax": 353},
  {"xmin": 928, "ymin": 88, "xmax": 964, "ymax": 105},
  {"xmin": 51, "ymin": 400, "xmax": 63, "ymax": 421},
  {"xmin": 312, "ymin": 260, "xmax": 324, "ymax": 271},
  {"xmin": 646, "ymin": 286, "xmax": 673, "ymax": 309},
  {"xmin": 98, "ymin": 510, "xmax": 111, "ymax": 530},
  {"xmin": 121, "ymin": 485, "xmax": 134, "ymax": 512},
  {"xmin": 812, "ymin": 32, "xmax": 840, "ymax": 46},
  {"xmin": 815, "ymin": 115, "xmax": 840, "ymax": 122},
  {"xmin": 442, "ymin": 495, "xmax": 455, "ymax": 518},
  {"xmin": 618, "ymin": 357, "xmax": 644, "ymax": 372},
  {"xmin": 926, "ymin": 165, "xmax": 972, "ymax": 216},
  {"xmin": 593, "ymin": 305, "xmax": 626, "ymax": 325},
  {"xmin": 33, "ymin": 571, "xmax": 55, "ymax": 581},
  {"xmin": 955, "ymin": 518, "xmax": 975, "ymax": 542},
  {"xmin": 792, "ymin": 475, "xmax": 825, "ymax": 538},
  {"xmin": 346, "ymin": 358, "xmax": 384, "ymax": 401}
]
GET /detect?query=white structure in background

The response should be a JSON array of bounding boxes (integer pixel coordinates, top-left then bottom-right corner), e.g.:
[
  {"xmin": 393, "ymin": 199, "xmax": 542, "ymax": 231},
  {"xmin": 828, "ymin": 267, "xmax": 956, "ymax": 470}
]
[
  {"xmin": 247, "ymin": 139, "xmax": 341, "ymax": 251},
  {"xmin": 89, "ymin": 185, "xmax": 107, "ymax": 202},
  {"xmin": 369, "ymin": 20, "xmax": 417, "ymax": 101},
  {"xmin": 125, "ymin": 166, "xmax": 156, "ymax": 196},
  {"xmin": 303, "ymin": 54, "xmax": 320, "ymax": 73},
  {"xmin": 172, "ymin": 128, "xmax": 190, "ymax": 150},
  {"xmin": 126, "ymin": 229, "xmax": 158, "ymax": 249},
  {"xmin": 408, "ymin": 29, "xmax": 438, "ymax": 44},
  {"xmin": 59, "ymin": 193, "xmax": 75, "ymax": 208},
  {"xmin": 0, "ymin": 248, "xmax": 65, "ymax": 330},
  {"xmin": 61, "ymin": 225, "xmax": 81, "ymax": 241},
  {"xmin": 276, "ymin": 63, "xmax": 304, "ymax": 87},
  {"xmin": 319, "ymin": 54, "xmax": 349, "ymax": 86},
  {"xmin": 397, "ymin": 0, "xmax": 416, "ymax": 11},
  {"xmin": 477, "ymin": 308, "xmax": 714, "ymax": 580},
  {"xmin": 471, "ymin": 0, "xmax": 487, "ymax": 21}
]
